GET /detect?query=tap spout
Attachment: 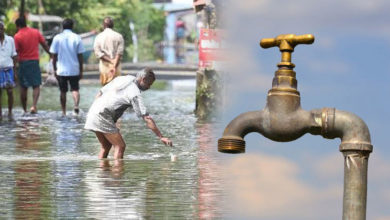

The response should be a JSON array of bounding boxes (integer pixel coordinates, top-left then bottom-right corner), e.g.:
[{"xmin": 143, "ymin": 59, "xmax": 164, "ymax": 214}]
[
  {"xmin": 218, "ymin": 105, "xmax": 316, "ymax": 153},
  {"xmin": 218, "ymin": 110, "xmax": 264, "ymax": 153}
]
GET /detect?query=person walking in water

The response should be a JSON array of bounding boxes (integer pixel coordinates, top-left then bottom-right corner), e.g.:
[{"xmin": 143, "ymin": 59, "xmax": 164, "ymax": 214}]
[
  {"xmin": 0, "ymin": 21, "xmax": 18, "ymax": 120},
  {"xmin": 93, "ymin": 17, "xmax": 124, "ymax": 86},
  {"xmin": 14, "ymin": 17, "xmax": 50, "ymax": 114},
  {"xmin": 85, "ymin": 68, "xmax": 173, "ymax": 159},
  {"xmin": 50, "ymin": 18, "xmax": 85, "ymax": 116}
]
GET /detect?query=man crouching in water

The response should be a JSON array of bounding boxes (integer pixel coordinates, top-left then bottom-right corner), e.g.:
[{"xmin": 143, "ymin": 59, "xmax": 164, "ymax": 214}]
[{"xmin": 85, "ymin": 68, "xmax": 173, "ymax": 159}]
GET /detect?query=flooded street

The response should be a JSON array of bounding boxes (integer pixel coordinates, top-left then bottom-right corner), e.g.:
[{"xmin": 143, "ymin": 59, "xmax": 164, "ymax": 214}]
[{"xmin": 0, "ymin": 79, "xmax": 224, "ymax": 219}]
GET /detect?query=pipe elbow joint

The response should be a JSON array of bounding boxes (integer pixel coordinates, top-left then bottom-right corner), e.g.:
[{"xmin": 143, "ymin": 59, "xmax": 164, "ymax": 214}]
[{"xmin": 319, "ymin": 108, "xmax": 373, "ymax": 153}]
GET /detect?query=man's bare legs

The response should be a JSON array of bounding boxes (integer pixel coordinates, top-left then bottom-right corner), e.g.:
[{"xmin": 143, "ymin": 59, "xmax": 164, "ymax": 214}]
[
  {"xmin": 95, "ymin": 131, "xmax": 126, "ymax": 159},
  {"xmin": 21, "ymin": 86, "xmax": 40, "ymax": 114},
  {"xmin": 95, "ymin": 131, "xmax": 112, "ymax": 158},
  {"xmin": 99, "ymin": 159, "xmax": 124, "ymax": 177},
  {"xmin": 104, "ymin": 132, "xmax": 126, "ymax": 159},
  {"xmin": 72, "ymin": 90, "xmax": 80, "ymax": 114},
  {"xmin": 0, "ymin": 89, "xmax": 14, "ymax": 118},
  {"xmin": 20, "ymin": 87, "xmax": 28, "ymax": 113},
  {"xmin": 31, "ymin": 86, "xmax": 40, "ymax": 113},
  {"xmin": 60, "ymin": 91, "xmax": 66, "ymax": 116},
  {"xmin": 59, "ymin": 90, "xmax": 79, "ymax": 116},
  {"xmin": 0, "ymin": 89, "xmax": 2, "ymax": 119},
  {"xmin": 7, "ymin": 88, "xmax": 13, "ymax": 116}
]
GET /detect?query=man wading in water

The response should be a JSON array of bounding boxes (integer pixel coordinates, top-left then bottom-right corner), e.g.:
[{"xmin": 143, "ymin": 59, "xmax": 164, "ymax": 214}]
[{"xmin": 85, "ymin": 68, "xmax": 173, "ymax": 159}]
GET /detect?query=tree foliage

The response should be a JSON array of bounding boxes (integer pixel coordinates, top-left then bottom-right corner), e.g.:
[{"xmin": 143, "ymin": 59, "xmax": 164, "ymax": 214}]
[{"xmin": 1, "ymin": 0, "xmax": 165, "ymax": 62}]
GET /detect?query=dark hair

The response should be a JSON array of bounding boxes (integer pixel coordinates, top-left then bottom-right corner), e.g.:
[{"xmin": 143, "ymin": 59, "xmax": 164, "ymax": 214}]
[
  {"xmin": 103, "ymin": 17, "xmax": 114, "ymax": 28},
  {"xmin": 62, "ymin": 18, "xmax": 73, "ymax": 30},
  {"xmin": 15, "ymin": 17, "xmax": 27, "ymax": 28}
]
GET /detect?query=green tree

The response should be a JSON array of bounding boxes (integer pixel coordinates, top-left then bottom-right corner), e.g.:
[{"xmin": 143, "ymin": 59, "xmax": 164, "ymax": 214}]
[
  {"xmin": 3, "ymin": 0, "xmax": 165, "ymax": 61},
  {"xmin": 0, "ymin": 0, "xmax": 6, "ymax": 18},
  {"xmin": 88, "ymin": 0, "xmax": 165, "ymax": 61}
]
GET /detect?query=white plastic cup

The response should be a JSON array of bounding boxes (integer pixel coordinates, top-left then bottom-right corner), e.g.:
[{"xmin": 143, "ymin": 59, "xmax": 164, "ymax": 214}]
[{"xmin": 170, "ymin": 154, "xmax": 177, "ymax": 162}]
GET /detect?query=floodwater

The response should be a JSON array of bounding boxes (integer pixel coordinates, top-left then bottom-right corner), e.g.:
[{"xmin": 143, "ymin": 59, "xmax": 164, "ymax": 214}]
[{"xmin": 0, "ymin": 80, "xmax": 224, "ymax": 219}]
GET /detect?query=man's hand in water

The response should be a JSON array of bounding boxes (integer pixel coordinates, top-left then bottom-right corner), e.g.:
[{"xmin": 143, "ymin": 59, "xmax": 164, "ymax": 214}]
[
  {"xmin": 160, "ymin": 137, "xmax": 173, "ymax": 147},
  {"xmin": 143, "ymin": 115, "xmax": 173, "ymax": 147}
]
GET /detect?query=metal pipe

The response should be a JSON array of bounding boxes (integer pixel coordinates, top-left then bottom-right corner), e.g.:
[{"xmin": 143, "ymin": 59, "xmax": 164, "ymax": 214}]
[
  {"xmin": 342, "ymin": 151, "xmax": 370, "ymax": 220},
  {"xmin": 218, "ymin": 34, "xmax": 373, "ymax": 220},
  {"xmin": 316, "ymin": 108, "xmax": 372, "ymax": 220}
]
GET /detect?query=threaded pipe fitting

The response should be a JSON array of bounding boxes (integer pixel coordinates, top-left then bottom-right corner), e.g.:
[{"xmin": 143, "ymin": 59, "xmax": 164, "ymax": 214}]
[{"xmin": 218, "ymin": 138, "xmax": 245, "ymax": 153}]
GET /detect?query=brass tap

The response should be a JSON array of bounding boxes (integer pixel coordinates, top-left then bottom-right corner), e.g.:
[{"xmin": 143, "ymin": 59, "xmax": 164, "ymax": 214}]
[
  {"xmin": 261, "ymin": 34, "xmax": 315, "ymax": 96},
  {"xmin": 219, "ymin": 33, "xmax": 373, "ymax": 220},
  {"xmin": 260, "ymin": 34, "xmax": 315, "ymax": 69}
]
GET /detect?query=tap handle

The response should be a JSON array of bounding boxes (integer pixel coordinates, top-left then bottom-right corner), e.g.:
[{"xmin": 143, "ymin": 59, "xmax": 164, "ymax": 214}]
[
  {"xmin": 260, "ymin": 34, "xmax": 314, "ymax": 51},
  {"xmin": 260, "ymin": 34, "xmax": 314, "ymax": 68}
]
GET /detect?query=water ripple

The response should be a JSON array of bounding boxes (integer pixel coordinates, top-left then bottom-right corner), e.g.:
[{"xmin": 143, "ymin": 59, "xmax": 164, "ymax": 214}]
[{"xmin": 0, "ymin": 81, "xmax": 225, "ymax": 219}]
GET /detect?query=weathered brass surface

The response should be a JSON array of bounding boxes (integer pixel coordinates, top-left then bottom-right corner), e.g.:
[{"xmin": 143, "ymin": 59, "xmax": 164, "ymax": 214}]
[
  {"xmin": 260, "ymin": 34, "xmax": 314, "ymax": 69},
  {"xmin": 218, "ymin": 34, "xmax": 372, "ymax": 220}
]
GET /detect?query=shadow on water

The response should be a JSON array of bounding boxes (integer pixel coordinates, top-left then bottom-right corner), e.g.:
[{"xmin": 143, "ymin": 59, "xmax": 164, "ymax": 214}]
[{"xmin": 0, "ymin": 79, "xmax": 224, "ymax": 219}]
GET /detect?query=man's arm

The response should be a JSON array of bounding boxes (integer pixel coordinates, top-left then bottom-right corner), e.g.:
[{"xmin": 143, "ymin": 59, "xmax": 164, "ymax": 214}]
[
  {"xmin": 143, "ymin": 115, "xmax": 173, "ymax": 146},
  {"xmin": 11, "ymin": 38, "xmax": 18, "ymax": 74},
  {"xmin": 14, "ymin": 36, "xmax": 20, "ymax": 55},
  {"xmin": 95, "ymin": 91, "xmax": 102, "ymax": 99},
  {"xmin": 77, "ymin": 53, "xmax": 83, "ymax": 79},
  {"xmin": 40, "ymin": 41, "xmax": 51, "ymax": 55},
  {"xmin": 113, "ymin": 34, "xmax": 124, "ymax": 68},
  {"xmin": 100, "ymin": 55, "xmax": 114, "ymax": 64},
  {"xmin": 106, "ymin": 54, "xmax": 121, "ymax": 77},
  {"xmin": 52, "ymin": 54, "xmax": 58, "ymax": 77},
  {"xmin": 37, "ymin": 30, "xmax": 50, "ymax": 54},
  {"xmin": 131, "ymin": 95, "xmax": 172, "ymax": 146},
  {"xmin": 12, "ymin": 56, "xmax": 18, "ymax": 68},
  {"xmin": 115, "ymin": 34, "xmax": 124, "ymax": 68},
  {"xmin": 12, "ymin": 55, "xmax": 18, "ymax": 80},
  {"xmin": 93, "ymin": 35, "xmax": 112, "ymax": 64},
  {"xmin": 112, "ymin": 54, "xmax": 122, "ymax": 68}
]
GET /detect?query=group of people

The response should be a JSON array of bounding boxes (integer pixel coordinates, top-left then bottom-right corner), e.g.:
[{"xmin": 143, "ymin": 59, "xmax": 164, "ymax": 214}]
[
  {"xmin": 0, "ymin": 16, "xmax": 172, "ymax": 159},
  {"xmin": 1, "ymin": 17, "xmax": 48, "ymax": 118},
  {"xmin": 0, "ymin": 16, "xmax": 125, "ymax": 117}
]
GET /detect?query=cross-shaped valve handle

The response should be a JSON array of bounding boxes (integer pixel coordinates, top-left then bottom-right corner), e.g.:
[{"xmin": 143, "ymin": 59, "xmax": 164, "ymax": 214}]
[{"xmin": 260, "ymin": 34, "xmax": 315, "ymax": 68}]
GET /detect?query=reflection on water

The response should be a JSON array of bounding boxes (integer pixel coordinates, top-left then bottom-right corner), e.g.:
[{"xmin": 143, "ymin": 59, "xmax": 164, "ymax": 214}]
[
  {"xmin": 0, "ymin": 80, "xmax": 224, "ymax": 219},
  {"xmin": 196, "ymin": 123, "xmax": 225, "ymax": 219}
]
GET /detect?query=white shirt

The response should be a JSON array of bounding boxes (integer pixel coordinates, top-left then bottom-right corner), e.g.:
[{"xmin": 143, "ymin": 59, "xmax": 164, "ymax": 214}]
[
  {"xmin": 84, "ymin": 75, "xmax": 148, "ymax": 133},
  {"xmin": 93, "ymin": 28, "xmax": 124, "ymax": 59},
  {"xmin": 0, "ymin": 34, "xmax": 17, "ymax": 68},
  {"xmin": 50, "ymin": 29, "xmax": 85, "ymax": 76}
]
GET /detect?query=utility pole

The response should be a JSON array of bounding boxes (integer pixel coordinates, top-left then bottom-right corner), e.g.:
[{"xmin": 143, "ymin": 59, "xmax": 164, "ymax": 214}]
[
  {"xmin": 193, "ymin": 0, "xmax": 222, "ymax": 120},
  {"xmin": 19, "ymin": 0, "xmax": 25, "ymax": 18}
]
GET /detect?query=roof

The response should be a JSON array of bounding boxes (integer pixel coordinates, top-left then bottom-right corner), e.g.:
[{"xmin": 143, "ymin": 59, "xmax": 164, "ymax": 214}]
[{"xmin": 27, "ymin": 14, "xmax": 63, "ymax": 23}]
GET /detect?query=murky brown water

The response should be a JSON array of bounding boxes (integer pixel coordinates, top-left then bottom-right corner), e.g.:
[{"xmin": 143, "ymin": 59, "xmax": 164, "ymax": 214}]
[{"xmin": 0, "ymin": 80, "xmax": 224, "ymax": 219}]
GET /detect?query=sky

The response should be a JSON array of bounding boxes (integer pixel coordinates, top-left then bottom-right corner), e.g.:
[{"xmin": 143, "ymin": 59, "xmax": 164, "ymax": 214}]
[{"xmin": 214, "ymin": 0, "xmax": 390, "ymax": 219}]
